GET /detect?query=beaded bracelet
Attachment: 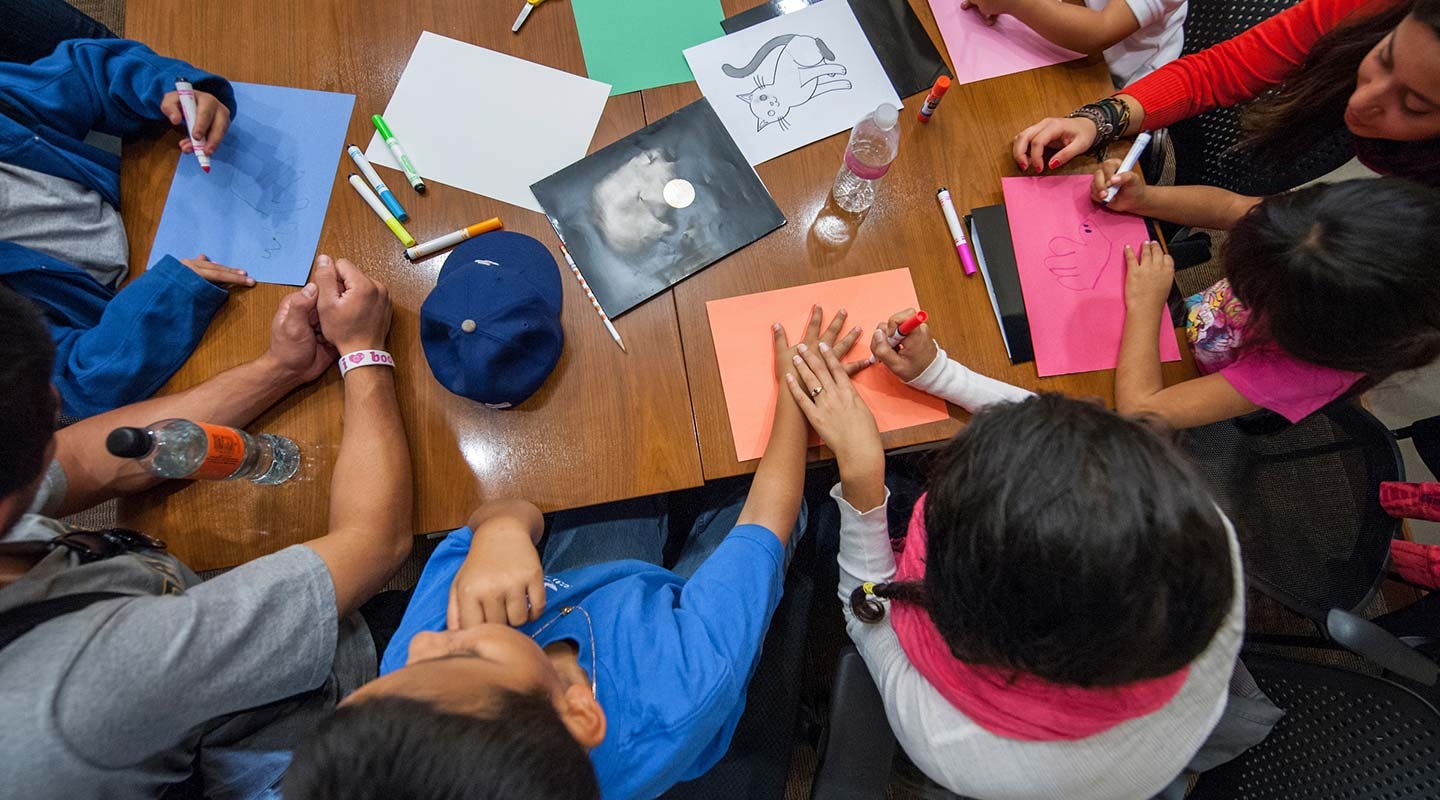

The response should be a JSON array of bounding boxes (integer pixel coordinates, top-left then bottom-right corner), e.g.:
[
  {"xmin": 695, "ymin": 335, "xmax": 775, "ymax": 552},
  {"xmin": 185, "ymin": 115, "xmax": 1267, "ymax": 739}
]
[{"xmin": 1067, "ymin": 97, "xmax": 1132, "ymax": 160}]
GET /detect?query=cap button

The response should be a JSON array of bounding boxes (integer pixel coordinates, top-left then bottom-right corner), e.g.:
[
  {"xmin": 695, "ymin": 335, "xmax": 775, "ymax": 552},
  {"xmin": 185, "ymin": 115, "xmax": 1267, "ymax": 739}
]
[{"xmin": 461, "ymin": 319, "xmax": 477, "ymax": 333}]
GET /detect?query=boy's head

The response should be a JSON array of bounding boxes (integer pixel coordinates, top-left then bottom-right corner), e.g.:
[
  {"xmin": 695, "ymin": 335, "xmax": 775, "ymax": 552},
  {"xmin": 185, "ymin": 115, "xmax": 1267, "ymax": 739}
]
[
  {"xmin": 1225, "ymin": 176, "xmax": 1440, "ymax": 378},
  {"xmin": 0, "ymin": 285, "xmax": 58, "ymax": 534},
  {"xmin": 856, "ymin": 394, "xmax": 1234, "ymax": 688},
  {"xmin": 285, "ymin": 624, "xmax": 603, "ymax": 799}
]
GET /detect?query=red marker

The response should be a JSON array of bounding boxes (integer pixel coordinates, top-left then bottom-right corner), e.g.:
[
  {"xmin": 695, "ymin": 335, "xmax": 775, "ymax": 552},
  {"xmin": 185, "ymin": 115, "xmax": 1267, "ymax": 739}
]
[
  {"xmin": 886, "ymin": 310, "xmax": 929, "ymax": 347},
  {"xmin": 917, "ymin": 76, "xmax": 951, "ymax": 124}
]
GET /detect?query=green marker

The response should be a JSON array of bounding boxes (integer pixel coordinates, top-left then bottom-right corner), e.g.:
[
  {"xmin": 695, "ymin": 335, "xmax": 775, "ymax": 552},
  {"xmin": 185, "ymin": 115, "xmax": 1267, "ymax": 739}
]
[{"xmin": 371, "ymin": 114, "xmax": 425, "ymax": 193}]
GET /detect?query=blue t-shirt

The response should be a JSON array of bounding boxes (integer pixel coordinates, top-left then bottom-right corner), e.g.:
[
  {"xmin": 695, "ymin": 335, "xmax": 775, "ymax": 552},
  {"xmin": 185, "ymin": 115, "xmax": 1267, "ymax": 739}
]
[{"xmin": 381, "ymin": 523, "xmax": 786, "ymax": 800}]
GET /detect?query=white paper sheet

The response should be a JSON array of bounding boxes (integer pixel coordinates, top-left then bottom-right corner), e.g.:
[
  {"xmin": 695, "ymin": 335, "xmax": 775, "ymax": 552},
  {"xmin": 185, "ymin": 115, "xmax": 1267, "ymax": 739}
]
[
  {"xmin": 364, "ymin": 32, "xmax": 611, "ymax": 213},
  {"xmin": 683, "ymin": 1, "xmax": 901, "ymax": 166}
]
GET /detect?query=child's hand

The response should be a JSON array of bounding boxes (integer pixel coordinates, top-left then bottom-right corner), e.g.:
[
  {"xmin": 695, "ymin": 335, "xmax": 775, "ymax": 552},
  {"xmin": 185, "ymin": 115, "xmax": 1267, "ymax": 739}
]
[
  {"xmin": 960, "ymin": 0, "xmax": 1011, "ymax": 25},
  {"xmin": 1123, "ymin": 241, "xmax": 1174, "ymax": 312},
  {"xmin": 181, "ymin": 254, "xmax": 254, "ymax": 287},
  {"xmin": 773, "ymin": 304, "xmax": 869, "ymax": 384},
  {"xmin": 447, "ymin": 510, "xmax": 547, "ymax": 630},
  {"xmin": 785, "ymin": 338, "xmax": 883, "ymax": 467},
  {"xmin": 869, "ymin": 308, "xmax": 939, "ymax": 383},
  {"xmin": 160, "ymin": 89, "xmax": 231, "ymax": 154},
  {"xmin": 1092, "ymin": 157, "xmax": 1150, "ymax": 213}
]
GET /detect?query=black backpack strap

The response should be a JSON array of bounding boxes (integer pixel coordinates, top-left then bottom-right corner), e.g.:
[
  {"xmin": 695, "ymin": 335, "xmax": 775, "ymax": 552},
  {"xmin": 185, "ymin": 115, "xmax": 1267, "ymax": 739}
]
[{"xmin": 0, "ymin": 592, "xmax": 126, "ymax": 652}]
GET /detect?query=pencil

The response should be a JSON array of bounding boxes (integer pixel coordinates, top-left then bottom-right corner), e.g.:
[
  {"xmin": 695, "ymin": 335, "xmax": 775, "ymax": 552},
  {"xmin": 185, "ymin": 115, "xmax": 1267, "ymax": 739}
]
[{"xmin": 559, "ymin": 244, "xmax": 625, "ymax": 353}]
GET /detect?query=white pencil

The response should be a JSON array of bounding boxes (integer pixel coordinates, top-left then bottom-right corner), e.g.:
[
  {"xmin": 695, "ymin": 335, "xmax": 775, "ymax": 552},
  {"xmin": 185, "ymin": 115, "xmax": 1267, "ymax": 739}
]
[
  {"xmin": 1102, "ymin": 132, "xmax": 1153, "ymax": 204},
  {"xmin": 559, "ymin": 244, "xmax": 625, "ymax": 353}
]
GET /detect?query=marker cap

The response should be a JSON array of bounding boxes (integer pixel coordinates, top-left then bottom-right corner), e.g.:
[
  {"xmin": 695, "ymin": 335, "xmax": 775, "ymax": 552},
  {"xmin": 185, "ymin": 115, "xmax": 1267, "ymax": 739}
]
[
  {"xmin": 384, "ymin": 217, "xmax": 417, "ymax": 248},
  {"xmin": 378, "ymin": 189, "xmax": 408, "ymax": 221}
]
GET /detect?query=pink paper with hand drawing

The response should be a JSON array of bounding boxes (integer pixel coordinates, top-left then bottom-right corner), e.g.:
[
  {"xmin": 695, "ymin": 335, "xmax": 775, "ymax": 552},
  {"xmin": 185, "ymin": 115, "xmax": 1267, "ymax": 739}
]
[
  {"xmin": 1001, "ymin": 176, "xmax": 1182, "ymax": 377},
  {"xmin": 928, "ymin": 0, "xmax": 1084, "ymax": 86}
]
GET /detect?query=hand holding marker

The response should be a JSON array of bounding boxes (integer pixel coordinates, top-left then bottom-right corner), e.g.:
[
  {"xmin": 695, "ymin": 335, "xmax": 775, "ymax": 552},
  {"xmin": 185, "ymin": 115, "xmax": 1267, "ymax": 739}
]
[
  {"xmin": 1101, "ymin": 132, "xmax": 1152, "ymax": 205},
  {"xmin": 174, "ymin": 78, "xmax": 210, "ymax": 173},
  {"xmin": 886, "ymin": 310, "xmax": 928, "ymax": 348}
]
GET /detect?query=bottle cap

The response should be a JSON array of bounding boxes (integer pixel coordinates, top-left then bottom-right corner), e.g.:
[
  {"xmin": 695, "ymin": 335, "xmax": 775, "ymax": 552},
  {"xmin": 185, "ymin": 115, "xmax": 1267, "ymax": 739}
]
[
  {"xmin": 106, "ymin": 427, "xmax": 155, "ymax": 458},
  {"xmin": 874, "ymin": 104, "xmax": 900, "ymax": 131}
]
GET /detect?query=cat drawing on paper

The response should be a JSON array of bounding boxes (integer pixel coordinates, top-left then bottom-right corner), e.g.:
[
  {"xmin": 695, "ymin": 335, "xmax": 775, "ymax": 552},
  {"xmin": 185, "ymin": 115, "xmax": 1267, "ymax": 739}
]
[
  {"xmin": 723, "ymin": 34, "xmax": 852, "ymax": 132},
  {"xmin": 1044, "ymin": 210, "xmax": 1115, "ymax": 291}
]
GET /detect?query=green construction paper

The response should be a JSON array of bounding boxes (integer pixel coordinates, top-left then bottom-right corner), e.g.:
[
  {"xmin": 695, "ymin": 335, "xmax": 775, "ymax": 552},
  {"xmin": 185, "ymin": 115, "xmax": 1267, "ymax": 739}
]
[{"xmin": 571, "ymin": 0, "xmax": 726, "ymax": 95}]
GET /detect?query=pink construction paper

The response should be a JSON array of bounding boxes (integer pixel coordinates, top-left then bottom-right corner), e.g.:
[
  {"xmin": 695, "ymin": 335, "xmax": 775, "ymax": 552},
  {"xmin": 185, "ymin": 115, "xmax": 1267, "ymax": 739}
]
[
  {"xmin": 707, "ymin": 269, "xmax": 951, "ymax": 462},
  {"xmin": 1001, "ymin": 176, "xmax": 1182, "ymax": 377},
  {"xmin": 928, "ymin": 0, "xmax": 1085, "ymax": 85}
]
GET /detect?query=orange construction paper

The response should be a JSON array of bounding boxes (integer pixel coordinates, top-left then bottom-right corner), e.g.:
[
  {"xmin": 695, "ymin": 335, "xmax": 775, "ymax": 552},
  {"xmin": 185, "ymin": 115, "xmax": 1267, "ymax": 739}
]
[{"xmin": 706, "ymin": 268, "xmax": 952, "ymax": 462}]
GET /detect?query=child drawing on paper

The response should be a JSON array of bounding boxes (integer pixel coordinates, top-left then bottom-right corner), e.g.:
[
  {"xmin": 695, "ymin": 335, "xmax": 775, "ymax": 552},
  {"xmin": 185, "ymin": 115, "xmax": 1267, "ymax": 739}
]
[
  {"xmin": 724, "ymin": 34, "xmax": 852, "ymax": 132},
  {"xmin": 1043, "ymin": 210, "xmax": 1113, "ymax": 291}
]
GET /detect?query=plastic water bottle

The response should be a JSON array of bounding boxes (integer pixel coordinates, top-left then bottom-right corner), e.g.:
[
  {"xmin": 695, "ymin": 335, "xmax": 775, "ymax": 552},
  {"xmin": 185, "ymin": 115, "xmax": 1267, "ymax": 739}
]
[
  {"xmin": 106, "ymin": 419, "xmax": 300, "ymax": 485},
  {"xmin": 832, "ymin": 103, "xmax": 901, "ymax": 213}
]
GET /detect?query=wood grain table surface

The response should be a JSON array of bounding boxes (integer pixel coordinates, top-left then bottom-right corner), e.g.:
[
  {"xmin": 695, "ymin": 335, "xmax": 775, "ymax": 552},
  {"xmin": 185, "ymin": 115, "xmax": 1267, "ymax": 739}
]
[{"xmin": 117, "ymin": 0, "xmax": 1193, "ymax": 570}]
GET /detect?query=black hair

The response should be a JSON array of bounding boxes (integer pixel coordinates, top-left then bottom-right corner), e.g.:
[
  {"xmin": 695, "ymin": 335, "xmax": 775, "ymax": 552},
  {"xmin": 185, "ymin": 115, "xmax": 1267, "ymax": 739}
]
[
  {"xmin": 851, "ymin": 394, "xmax": 1234, "ymax": 688},
  {"xmin": 0, "ymin": 284, "xmax": 57, "ymax": 498},
  {"xmin": 283, "ymin": 692, "xmax": 599, "ymax": 800},
  {"xmin": 1224, "ymin": 177, "xmax": 1440, "ymax": 379}
]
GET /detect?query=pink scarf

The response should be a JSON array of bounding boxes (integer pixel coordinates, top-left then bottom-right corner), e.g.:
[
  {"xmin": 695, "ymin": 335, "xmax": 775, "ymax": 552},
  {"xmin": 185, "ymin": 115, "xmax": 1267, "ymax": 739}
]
[{"xmin": 888, "ymin": 495, "xmax": 1189, "ymax": 741}]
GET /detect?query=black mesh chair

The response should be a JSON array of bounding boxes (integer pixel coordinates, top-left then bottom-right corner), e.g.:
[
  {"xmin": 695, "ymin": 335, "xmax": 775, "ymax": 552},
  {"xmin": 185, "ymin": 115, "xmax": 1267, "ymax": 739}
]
[
  {"xmin": 1180, "ymin": 400, "xmax": 1404, "ymax": 628},
  {"xmin": 1160, "ymin": 0, "xmax": 1358, "ymax": 197}
]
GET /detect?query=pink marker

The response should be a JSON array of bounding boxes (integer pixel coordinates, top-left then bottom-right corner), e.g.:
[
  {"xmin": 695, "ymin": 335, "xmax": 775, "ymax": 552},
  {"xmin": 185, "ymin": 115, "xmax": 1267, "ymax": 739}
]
[
  {"xmin": 175, "ymin": 78, "xmax": 210, "ymax": 173},
  {"xmin": 886, "ymin": 310, "xmax": 929, "ymax": 347},
  {"xmin": 937, "ymin": 188, "xmax": 977, "ymax": 275}
]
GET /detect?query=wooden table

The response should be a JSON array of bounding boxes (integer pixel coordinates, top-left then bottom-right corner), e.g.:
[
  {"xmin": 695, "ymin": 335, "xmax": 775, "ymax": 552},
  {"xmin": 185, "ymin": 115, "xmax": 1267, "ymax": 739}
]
[{"xmin": 117, "ymin": 0, "xmax": 1194, "ymax": 570}]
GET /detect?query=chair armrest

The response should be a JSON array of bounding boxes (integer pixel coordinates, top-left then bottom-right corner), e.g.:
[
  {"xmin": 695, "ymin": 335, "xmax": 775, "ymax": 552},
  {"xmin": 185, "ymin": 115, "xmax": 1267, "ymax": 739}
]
[
  {"xmin": 1328, "ymin": 608, "xmax": 1440, "ymax": 686},
  {"xmin": 811, "ymin": 645, "xmax": 897, "ymax": 800}
]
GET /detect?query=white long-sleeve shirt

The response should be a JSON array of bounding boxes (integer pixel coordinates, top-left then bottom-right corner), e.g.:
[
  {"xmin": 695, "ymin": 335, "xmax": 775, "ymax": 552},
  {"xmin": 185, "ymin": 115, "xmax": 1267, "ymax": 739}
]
[{"xmin": 837, "ymin": 348, "xmax": 1246, "ymax": 800}]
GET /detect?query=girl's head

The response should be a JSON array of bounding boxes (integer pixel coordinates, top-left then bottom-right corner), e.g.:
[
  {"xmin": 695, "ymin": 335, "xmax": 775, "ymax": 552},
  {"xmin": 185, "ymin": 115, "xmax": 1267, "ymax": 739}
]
[
  {"xmin": 853, "ymin": 395, "xmax": 1235, "ymax": 688},
  {"xmin": 1225, "ymin": 177, "xmax": 1440, "ymax": 377},
  {"xmin": 1244, "ymin": 0, "xmax": 1440, "ymax": 176}
]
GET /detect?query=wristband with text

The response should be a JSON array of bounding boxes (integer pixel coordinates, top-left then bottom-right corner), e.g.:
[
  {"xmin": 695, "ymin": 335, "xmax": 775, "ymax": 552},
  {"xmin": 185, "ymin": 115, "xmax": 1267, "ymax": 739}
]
[{"xmin": 338, "ymin": 349, "xmax": 395, "ymax": 377}]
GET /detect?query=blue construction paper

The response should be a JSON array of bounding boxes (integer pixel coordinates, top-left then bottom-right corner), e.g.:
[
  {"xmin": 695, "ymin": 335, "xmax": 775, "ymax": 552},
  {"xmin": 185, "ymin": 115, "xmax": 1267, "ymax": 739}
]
[{"xmin": 147, "ymin": 82, "xmax": 355, "ymax": 285}]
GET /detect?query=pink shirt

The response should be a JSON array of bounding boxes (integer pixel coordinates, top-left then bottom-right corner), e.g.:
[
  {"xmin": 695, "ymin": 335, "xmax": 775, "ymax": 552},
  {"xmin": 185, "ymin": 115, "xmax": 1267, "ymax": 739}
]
[{"xmin": 1185, "ymin": 278, "xmax": 1362, "ymax": 422}]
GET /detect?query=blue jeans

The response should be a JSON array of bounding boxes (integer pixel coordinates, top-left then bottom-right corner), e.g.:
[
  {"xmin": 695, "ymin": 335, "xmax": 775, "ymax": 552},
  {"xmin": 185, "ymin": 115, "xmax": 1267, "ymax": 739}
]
[
  {"xmin": 543, "ymin": 481, "xmax": 806, "ymax": 579},
  {"xmin": 0, "ymin": 0, "xmax": 116, "ymax": 64}
]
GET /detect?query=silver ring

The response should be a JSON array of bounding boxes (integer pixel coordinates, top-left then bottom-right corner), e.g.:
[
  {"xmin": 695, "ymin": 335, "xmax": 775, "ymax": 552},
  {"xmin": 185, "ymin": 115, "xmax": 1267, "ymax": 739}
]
[{"xmin": 810, "ymin": 386, "xmax": 824, "ymax": 398}]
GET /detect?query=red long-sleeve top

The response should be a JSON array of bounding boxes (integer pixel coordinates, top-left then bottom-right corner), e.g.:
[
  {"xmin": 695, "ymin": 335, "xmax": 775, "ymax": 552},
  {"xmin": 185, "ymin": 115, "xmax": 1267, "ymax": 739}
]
[{"xmin": 1124, "ymin": 0, "xmax": 1394, "ymax": 129}]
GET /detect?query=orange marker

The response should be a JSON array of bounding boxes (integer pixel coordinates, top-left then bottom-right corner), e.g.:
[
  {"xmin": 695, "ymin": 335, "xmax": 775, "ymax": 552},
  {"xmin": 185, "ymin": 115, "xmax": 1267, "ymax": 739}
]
[
  {"xmin": 404, "ymin": 218, "xmax": 504, "ymax": 260},
  {"xmin": 917, "ymin": 76, "xmax": 951, "ymax": 124}
]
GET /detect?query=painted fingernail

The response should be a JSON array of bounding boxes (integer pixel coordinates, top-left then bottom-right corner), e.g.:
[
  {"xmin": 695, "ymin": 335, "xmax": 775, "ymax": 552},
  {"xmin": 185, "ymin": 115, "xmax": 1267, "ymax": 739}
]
[
  {"xmin": 1049, "ymin": 158, "xmax": 1060, "ymax": 169},
  {"xmin": 838, "ymin": 307, "xmax": 847, "ymax": 315},
  {"xmin": 793, "ymin": 354, "xmax": 803, "ymax": 365},
  {"xmin": 851, "ymin": 326, "xmax": 862, "ymax": 336},
  {"xmin": 797, "ymin": 343, "xmax": 808, "ymax": 353},
  {"xmin": 819, "ymin": 341, "xmax": 830, "ymax": 353},
  {"xmin": 1019, "ymin": 159, "xmax": 1028, "ymax": 170},
  {"xmin": 773, "ymin": 322, "xmax": 781, "ymax": 331}
]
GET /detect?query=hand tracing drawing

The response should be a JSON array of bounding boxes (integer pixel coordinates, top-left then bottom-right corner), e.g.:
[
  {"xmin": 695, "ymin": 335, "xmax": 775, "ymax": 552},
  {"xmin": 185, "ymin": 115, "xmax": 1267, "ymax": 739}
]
[
  {"xmin": 724, "ymin": 34, "xmax": 851, "ymax": 131},
  {"xmin": 1043, "ymin": 211, "xmax": 1113, "ymax": 291}
]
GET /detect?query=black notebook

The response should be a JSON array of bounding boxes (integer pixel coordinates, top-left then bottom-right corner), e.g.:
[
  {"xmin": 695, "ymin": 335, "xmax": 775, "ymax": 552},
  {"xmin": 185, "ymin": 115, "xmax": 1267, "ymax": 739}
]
[
  {"xmin": 531, "ymin": 99, "xmax": 785, "ymax": 319},
  {"xmin": 721, "ymin": 0, "xmax": 950, "ymax": 98},
  {"xmin": 968, "ymin": 204, "xmax": 1035, "ymax": 365}
]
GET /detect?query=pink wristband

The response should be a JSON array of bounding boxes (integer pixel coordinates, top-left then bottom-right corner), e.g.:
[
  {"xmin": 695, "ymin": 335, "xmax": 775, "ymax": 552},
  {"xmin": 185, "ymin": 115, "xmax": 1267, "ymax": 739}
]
[{"xmin": 338, "ymin": 349, "xmax": 395, "ymax": 377}]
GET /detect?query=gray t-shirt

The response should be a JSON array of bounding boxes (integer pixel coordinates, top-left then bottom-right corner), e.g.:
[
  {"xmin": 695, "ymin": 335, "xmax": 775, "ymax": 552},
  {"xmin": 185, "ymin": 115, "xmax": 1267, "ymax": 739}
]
[
  {"xmin": 0, "ymin": 160, "xmax": 129, "ymax": 289},
  {"xmin": 0, "ymin": 465, "xmax": 375, "ymax": 799}
]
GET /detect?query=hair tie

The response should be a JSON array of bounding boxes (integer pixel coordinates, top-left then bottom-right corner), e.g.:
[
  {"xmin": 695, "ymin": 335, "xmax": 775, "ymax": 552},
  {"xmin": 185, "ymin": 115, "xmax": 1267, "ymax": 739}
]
[{"xmin": 862, "ymin": 581, "xmax": 877, "ymax": 597}]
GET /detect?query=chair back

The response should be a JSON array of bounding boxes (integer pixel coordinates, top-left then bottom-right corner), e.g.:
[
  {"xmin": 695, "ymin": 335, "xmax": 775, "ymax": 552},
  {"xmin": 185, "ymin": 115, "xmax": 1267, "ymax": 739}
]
[{"xmin": 1181, "ymin": 401, "xmax": 1403, "ymax": 623}]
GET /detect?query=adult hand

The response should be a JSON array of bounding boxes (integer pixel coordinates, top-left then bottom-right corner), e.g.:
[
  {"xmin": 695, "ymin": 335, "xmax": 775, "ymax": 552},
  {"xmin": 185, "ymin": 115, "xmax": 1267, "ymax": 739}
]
[
  {"xmin": 869, "ymin": 308, "xmax": 939, "ymax": 383},
  {"xmin": 1123, "ymin": 241, "xmax": 1174, "ymax": 313},
  {"xmin": 313, "ymin": 254, "xmax": 392, "ymax": 354},
  {"xmin": 181, "ymin": 254, "xmax": 254, "ymax": 287},
  {"xmin": 1091, "ymin": 157, "xmax": 1150, "ymax": 213},
  {"xmin": 263, "ymin": 282, "xmax": 335, "ymax": 385},
  {"xmin": 160, "ymin": 90, "xmax": 231, "ymax": 154},
  {"xmin": 784, "ymin": 339, "xmax": 883, "ymax": 467},
  {"xmin": 447, "ymin": 511, "xmax": 546, "ymax": 629},
  {"xmin": 959, "ymin": 0, "xmax": 1011, "ymax": 24},
  {"xmin": 1013, "ymin": 115, "xmax": 1097, "ymax": 173},
  {"xmin": 773, "ymin": 304, "xmax": 869, "ymax": 384}
]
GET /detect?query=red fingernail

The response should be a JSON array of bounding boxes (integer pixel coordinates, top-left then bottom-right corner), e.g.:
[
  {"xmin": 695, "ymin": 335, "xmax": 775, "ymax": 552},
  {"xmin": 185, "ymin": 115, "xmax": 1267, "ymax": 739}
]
[
  {"xmin": 1019, "ymin": 160, "xmax": 1028, "ymax": 170},
  {"xmin": 1049, "ymin": 158, "xmax": 1059, "ymax": 169}
]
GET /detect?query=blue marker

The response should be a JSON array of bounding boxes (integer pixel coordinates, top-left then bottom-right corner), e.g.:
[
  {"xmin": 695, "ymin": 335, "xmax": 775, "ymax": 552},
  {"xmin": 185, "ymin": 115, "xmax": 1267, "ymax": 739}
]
[{"xmin": 346, "ymin": 144, "xmax": 408, "ymax": 222}]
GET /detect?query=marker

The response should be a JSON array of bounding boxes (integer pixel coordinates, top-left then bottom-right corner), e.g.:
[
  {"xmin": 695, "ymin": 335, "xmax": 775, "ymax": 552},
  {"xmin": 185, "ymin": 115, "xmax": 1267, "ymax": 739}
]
[
  {"xmin": 886, "ymin": 311, "xmax": 929, "ymax": 348},
  {"xmin": 405, "ymin": 218, "xmax": 505, "ymax": 260},
  {"xmin": 174, "ymin": 78, "xmax": 210, "ymax": 173},
  {"xmin": 347, "ymin": 174, "xmax": 416, "ymax": 248},
  {"xmin": 917, "ymin": 76, "xmax": 951, "ymax": 124},
  {"xmin": 348, "ymin": 144, "xmax": 408, "ymax": 222},
  {"xmin": 557, "ymin": 240, "xmax": 625, "ymax": 353},
  {"xmin": 371, "ymin": 114, "xmax": 425, "ymax": 192},
  {"xmin": 512, "ymin": 0, "xmax": 547, "ymax": 32},
  {"xmin": 936, "ymin": 188, "xmax": 977, "ymax": 276},
  {"xmin": 1102, "ymin": 131, "xmax": 1153, "ymax": 204}
]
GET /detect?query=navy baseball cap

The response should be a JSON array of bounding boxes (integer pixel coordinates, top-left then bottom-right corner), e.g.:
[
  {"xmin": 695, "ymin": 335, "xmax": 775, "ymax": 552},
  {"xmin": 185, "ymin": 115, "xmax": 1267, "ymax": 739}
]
[{"xmin": 420, "ymin": 231, "xmax": 564, "ymax": 408}]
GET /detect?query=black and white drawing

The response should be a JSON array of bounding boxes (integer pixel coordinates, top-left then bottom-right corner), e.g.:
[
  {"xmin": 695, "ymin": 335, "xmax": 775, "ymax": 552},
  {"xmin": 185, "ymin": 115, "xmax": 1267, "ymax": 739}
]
[{"xmin": 724, "ymin": 35, "xmax": 852, "ymax": 132}]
